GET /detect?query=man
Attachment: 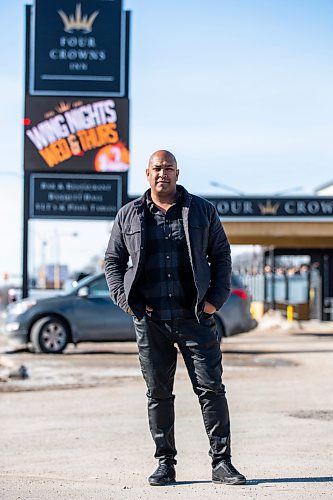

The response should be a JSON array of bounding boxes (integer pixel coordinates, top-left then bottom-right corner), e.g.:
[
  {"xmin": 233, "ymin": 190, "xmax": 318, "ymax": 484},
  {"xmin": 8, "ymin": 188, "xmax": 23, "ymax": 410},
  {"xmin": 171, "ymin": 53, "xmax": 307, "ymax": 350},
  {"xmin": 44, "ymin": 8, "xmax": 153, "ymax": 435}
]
[{"xmin": 104, "ymin": 150, "xmax": 246, "ymax": 486}]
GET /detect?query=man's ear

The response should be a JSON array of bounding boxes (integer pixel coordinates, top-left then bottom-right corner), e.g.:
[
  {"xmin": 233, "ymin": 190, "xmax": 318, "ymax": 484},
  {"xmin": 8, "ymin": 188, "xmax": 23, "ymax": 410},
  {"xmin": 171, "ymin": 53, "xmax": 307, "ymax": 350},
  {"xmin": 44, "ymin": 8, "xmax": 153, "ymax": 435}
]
[
  {"xmin": 176, "ymin": 169, "xmax": 179, "ymax": 180},
  {"xmin": 145, "ymin": 168, "xmax": 149, "ymax": 178}
]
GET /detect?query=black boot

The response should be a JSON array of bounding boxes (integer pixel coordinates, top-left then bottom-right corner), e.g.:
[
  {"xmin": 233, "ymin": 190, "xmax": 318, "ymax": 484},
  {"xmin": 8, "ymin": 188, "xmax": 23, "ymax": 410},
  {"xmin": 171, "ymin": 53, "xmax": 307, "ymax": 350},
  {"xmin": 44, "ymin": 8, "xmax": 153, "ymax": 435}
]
[
  {"xmin": 212, "ymin": 460, "xmax": 246, "ymax": 485},
  {"xmin": 148, "ymin": 461, "xmax": 176, "ymax": 486}
]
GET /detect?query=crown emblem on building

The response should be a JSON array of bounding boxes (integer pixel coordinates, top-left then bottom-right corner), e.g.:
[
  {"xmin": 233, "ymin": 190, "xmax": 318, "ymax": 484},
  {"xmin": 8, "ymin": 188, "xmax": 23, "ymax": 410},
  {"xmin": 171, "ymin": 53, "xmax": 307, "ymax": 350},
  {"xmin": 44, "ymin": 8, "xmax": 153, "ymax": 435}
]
[
  {"xmin": 58, "ymin": 3, "xmax": 99, "ymax": 33},
  {"xmin": 258, "ymin": 200, "xmax": 280, "ymax": 215}
]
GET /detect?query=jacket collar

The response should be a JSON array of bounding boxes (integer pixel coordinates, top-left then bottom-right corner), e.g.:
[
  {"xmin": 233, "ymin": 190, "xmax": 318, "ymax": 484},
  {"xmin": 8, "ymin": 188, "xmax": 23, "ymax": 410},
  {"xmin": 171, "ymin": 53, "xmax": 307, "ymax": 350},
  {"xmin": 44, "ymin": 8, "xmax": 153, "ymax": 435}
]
[{"xmin": 134, "ymin": 185, "xmax": 192, "ymax": 209}]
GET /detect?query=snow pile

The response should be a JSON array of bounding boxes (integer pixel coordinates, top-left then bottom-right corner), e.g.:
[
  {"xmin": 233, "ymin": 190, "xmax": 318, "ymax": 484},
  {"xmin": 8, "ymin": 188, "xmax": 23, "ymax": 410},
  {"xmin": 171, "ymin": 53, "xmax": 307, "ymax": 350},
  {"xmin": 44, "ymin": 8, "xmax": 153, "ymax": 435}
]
[{"xmin": 255, "ymin": 309, "xmax": 299, "ymax": 331}]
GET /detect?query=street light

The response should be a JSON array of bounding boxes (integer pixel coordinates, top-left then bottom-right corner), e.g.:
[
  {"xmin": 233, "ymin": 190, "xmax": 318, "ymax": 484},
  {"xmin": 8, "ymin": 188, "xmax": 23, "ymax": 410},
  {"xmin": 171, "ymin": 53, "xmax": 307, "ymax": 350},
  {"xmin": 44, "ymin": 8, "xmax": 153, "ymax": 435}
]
[
  {"xmin": 209, "ymin": 181, "xmax": 245, "ymax": 196},
  {"xmin": 210, "ymin": 181, "xmax": 303, "ymax": 197},
  {"xmin": 271, "ymin": 187, "xmax": 303, "ymax": 196},
  {"xmin": 53, "ymin": 230, "xmax": 79, "ymax": 289}
]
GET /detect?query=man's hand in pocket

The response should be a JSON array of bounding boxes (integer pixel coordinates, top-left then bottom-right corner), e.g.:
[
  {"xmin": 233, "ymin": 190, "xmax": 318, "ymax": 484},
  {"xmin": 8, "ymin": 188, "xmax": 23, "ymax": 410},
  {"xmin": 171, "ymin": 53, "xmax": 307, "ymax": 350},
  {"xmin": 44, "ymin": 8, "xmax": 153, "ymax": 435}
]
[{"xmin": 203, "ymin": 301, "xmax": 216, "ymax": 314}]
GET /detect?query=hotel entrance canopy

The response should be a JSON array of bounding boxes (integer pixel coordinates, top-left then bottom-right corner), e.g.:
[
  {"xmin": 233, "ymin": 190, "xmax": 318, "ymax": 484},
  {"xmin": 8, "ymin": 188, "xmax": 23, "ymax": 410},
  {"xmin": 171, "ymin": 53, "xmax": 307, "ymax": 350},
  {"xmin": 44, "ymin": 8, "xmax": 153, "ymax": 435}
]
[{"xmin": 206, "ymin": 196, "xmax": 333, "ymax": 248}]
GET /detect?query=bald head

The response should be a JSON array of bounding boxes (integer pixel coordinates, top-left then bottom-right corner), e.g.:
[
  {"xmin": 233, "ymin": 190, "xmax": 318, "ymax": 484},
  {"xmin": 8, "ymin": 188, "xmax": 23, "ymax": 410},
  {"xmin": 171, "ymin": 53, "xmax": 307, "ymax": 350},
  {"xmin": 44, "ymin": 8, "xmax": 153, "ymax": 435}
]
[
  {"xmin": 148, "ymin": 150, "xmax": 177, "ymax": 168},
  {"xmin": 146, "ymin": 149, "xmax": 179, "ymax": 199}
]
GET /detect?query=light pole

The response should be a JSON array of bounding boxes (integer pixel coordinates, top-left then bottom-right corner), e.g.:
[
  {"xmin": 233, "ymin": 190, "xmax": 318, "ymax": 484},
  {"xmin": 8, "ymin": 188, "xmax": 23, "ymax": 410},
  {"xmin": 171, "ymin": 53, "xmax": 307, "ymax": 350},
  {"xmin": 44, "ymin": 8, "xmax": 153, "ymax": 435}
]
[
  {"xmin": 210, "ymin": 180, "xmax": 303, "ymax": 197},
  {"xmin": 54, "ymin": 228, "xmax": 61, "ymax": 290},
  {"xmin": 271, "ymin": 187, "xmax": 303, "ymax": 196},
  {"xmin": 209, "ymin": 181, "xmax": 245, "ymax": 196},
  {"xmin": 53, "ymin": 230, "xmax": 79, "ymax": 289},
  {"xmin": 40, "ymin": 240, "xmax": 47, "ymax": 288}
]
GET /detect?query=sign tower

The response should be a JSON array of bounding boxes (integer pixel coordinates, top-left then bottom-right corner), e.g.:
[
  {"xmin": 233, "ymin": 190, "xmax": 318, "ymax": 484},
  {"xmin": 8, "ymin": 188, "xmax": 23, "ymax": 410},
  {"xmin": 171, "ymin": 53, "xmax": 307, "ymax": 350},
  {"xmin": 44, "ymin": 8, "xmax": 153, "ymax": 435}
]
[{"xmin": 23, "ymin": 0, "xmax": 131, "ymax": 296}]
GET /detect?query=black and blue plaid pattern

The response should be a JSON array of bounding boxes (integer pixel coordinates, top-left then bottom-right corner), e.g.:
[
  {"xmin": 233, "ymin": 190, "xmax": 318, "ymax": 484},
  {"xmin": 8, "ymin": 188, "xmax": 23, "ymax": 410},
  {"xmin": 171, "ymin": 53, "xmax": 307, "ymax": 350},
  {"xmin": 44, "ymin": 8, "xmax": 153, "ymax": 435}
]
[{"xmin": 136, "ymin": 193, "xmax": 197, "ymax": 320}]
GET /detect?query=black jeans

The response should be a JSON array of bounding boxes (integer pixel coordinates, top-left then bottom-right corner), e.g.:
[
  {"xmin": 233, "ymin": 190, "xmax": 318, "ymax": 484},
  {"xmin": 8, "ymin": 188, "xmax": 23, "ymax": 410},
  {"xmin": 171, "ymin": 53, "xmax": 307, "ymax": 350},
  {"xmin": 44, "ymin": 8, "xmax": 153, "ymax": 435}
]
[{"xmin": 133, "ymin": 314, "xmax": 231, "ymax": 467}]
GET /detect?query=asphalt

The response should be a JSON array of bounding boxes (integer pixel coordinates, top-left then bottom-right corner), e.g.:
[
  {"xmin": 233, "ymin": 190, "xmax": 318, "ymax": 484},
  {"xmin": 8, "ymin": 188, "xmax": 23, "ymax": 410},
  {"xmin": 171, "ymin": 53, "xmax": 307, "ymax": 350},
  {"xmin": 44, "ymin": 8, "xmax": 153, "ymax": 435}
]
[{"xmin": 0, "ymin": 319, "xmax": 333, "ymax": 499}]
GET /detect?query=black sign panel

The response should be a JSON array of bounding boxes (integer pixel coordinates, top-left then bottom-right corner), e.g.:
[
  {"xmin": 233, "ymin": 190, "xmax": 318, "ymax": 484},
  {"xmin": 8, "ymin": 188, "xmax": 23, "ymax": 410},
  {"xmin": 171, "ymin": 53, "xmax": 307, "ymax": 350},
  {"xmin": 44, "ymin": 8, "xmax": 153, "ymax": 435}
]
[
  {"xmin": 30, "ymin": 0, "xmax": 126, "ymax": 95},
  {"xmin": 24, "ymin": 96, "xmax": 129, "ymax": 173},
  {"xmin": 206, "ymin": 197, "xmax": 333, "ymax": 219},
  {"xmin": 30, "ymin": 173, "xmax": 122, "ymax": 219}
]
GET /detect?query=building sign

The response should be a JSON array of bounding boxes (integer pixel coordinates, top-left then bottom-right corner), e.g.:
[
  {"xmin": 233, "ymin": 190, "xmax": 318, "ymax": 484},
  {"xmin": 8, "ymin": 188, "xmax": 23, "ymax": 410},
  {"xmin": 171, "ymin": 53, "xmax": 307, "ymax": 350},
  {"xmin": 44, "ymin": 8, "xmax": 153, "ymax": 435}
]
[
  {"xmin": 206, "ymin": 197, "xmax": 333, "ymax": 219},
  {"xmin": 30, "ymin": 0, "xmax": 126, "ymax": 95},
  {"xmin": 30, "ymin": 173, "xmax": 122, "ymax": 219},
  {"xmin": 24, "ymin": 96, "xmax": 129, "ymax": 173}
]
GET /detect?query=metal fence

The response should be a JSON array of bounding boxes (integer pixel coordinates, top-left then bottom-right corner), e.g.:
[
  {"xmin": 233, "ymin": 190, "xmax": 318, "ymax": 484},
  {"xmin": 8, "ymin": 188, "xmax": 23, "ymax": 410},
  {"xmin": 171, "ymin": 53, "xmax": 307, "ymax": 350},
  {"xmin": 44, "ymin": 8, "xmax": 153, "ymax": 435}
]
[{"xmin": 236, "ymin": 272, "xmax": 310, "ymax": 304}]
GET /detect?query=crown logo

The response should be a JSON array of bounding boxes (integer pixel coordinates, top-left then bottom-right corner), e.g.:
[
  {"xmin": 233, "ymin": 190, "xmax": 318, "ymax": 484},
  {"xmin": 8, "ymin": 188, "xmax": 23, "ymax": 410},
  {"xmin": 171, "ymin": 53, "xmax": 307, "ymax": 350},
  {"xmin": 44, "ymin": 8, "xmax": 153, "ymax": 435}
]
[
  {"xmin": 58, "ymin": 3, "xmax": 99, "ymax": 33},
  {"xmin": 258, "ymin": 200, "xmax": 280, "ymax": 215},
  {"xmin": 55, "ymin": 101, "xmax": 71, "ymax": 113}
]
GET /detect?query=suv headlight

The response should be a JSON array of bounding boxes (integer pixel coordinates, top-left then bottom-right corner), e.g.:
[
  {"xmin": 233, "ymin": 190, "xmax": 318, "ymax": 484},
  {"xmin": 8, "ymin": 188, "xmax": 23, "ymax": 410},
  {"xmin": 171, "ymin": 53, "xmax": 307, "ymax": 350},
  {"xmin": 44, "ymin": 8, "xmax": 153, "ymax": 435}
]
[{"xmin": 7, "ymin": 299, "xmax": 37, "ymax": 315}]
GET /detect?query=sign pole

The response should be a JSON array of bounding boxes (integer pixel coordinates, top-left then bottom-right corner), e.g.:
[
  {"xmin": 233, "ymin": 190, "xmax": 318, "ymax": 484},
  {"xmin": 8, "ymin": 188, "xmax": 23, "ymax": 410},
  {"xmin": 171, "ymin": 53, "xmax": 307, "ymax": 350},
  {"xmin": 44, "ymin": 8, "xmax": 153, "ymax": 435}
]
[
  {"xmin": 22, "ymin": 172, "xmax": 30, "ymax": 298},
  {"xmin": 22, "ymin": 5, "xmax": 31, "ymax": 299}
]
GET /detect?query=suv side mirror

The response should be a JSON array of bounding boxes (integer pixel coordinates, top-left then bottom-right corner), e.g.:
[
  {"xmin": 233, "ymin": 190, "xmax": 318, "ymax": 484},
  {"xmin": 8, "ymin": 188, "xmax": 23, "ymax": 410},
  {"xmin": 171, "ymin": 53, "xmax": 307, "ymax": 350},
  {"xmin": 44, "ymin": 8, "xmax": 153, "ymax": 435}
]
[{"xmin": 77, "ymin": 286, "xmax": 89, "ymax": 298}]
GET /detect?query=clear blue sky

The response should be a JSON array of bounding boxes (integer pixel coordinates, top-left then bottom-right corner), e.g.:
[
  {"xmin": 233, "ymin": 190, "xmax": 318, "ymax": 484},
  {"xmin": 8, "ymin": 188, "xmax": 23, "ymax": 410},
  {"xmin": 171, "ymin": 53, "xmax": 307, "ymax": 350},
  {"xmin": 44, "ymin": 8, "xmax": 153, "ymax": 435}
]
[{"xmin": 1, "ymin": 0, "xmax": 333, "ymax": 281}]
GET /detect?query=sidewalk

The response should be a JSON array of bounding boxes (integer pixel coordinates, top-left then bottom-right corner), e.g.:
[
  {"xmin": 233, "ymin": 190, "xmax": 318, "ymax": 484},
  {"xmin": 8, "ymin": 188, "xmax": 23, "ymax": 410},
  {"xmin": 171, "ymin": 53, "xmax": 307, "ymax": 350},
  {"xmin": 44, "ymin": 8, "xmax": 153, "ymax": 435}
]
[{"xmin": 1, "ymin": 324, "xmax": 333, "ymax": 499}]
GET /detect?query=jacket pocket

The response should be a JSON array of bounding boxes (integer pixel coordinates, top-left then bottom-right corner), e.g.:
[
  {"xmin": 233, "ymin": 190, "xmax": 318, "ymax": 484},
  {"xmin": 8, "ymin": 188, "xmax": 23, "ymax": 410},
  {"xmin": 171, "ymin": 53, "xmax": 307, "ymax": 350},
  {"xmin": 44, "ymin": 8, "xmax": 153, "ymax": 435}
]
[
  {"xmin": 189, "ymin": 220, "xmax": 209, "ymax": 251},
  {"xmin": 124, "ymin": 224, "xmax": 141, "ymax": 253}
]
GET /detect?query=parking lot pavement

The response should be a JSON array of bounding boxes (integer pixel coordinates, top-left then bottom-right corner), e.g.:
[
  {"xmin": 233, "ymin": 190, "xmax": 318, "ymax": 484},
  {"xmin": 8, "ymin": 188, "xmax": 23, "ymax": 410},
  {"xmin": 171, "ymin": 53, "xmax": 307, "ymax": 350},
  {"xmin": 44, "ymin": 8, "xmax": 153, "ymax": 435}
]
[{"xmin": 0, "ymin": 324, "xmax": 333, "ymax": 499}]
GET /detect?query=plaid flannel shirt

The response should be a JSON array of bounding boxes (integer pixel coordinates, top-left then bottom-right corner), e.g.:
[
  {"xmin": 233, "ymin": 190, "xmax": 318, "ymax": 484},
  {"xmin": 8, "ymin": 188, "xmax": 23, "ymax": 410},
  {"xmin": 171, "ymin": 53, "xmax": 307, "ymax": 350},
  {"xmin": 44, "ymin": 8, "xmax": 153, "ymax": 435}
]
[{"xmin": 136, "ymin": 192, "xmax": 197, "ymax": 320}]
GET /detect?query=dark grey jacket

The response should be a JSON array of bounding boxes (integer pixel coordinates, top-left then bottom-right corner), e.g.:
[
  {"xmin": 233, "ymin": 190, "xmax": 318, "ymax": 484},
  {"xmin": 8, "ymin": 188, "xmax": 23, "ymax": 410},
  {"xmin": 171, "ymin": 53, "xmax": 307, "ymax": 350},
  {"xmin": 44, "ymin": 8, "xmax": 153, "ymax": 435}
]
[{"xmin": 104, "ymin": 186, "xmax": 231, "ymax": 321}]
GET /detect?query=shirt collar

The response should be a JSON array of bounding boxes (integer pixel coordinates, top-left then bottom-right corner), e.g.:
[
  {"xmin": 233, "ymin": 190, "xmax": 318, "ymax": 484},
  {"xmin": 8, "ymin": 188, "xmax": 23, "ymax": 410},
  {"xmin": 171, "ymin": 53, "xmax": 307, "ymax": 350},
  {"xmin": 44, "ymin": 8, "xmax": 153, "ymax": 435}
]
[{"xmin": 145, "ymin": 186, "xmax": 182, "ymax": 211}]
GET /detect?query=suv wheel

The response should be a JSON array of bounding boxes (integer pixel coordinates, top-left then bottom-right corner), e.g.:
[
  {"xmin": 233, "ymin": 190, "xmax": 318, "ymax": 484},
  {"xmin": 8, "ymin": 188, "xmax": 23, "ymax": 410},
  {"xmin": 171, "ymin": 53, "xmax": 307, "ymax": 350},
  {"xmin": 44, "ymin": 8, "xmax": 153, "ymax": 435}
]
[{"xmin": 30, "ymin": 316, "xmax": 69, "ymax": 353}]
